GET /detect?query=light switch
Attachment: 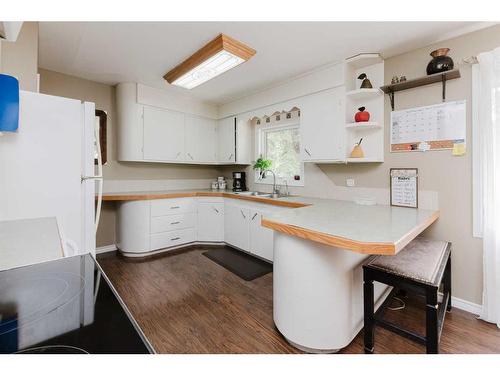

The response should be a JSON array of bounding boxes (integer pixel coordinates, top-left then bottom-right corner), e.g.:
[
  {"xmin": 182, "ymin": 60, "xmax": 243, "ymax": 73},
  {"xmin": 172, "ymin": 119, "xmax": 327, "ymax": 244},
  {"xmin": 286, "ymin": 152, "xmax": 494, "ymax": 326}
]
[{"xmin": 346, "ymin": 178, "xmax": 355, "ymax": 187}]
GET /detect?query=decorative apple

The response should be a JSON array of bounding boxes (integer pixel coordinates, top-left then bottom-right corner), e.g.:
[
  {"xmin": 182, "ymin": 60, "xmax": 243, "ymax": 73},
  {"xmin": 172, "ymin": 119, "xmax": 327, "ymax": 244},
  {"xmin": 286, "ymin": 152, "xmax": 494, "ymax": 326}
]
[{"xmin": 354, "ymin": 107, "xmax": 370, "ymax": 122}]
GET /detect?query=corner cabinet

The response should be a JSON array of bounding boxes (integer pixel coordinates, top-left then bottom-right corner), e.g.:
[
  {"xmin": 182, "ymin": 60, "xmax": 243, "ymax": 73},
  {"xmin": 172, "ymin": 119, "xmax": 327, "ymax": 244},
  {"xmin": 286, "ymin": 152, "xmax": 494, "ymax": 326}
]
[
  {"xmin": 116, "ymin": 82, "xmax": 250, "ymax": 165},
  {"xmin": 300, "ymin": 87, "xmax": 346, "ymax": 162}
]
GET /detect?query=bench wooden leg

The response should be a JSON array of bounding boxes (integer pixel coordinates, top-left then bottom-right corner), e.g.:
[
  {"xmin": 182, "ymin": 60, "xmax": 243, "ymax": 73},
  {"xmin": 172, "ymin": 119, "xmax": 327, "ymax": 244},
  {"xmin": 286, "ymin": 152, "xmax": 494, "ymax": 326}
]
[
  {"xmin": 444, "ymin": 256, "xmax": 452, "ymax": 312},
  {"xmin": 426, "ymin": 288, "xmax": 439, "ymax": 354},
  {"xmin": 364, "ymin": 277, "xmax": 374, "ymax": 354}
]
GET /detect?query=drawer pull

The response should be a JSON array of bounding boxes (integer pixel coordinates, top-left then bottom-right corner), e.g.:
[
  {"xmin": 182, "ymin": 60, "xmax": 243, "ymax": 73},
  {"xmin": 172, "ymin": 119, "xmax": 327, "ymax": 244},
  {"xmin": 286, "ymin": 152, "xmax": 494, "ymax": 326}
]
[
  {"xmin": 240, "ymin": 210, "xmax": 246, "ymax": 219},
  {"xmin": 304, "ymin": 148, "xmax": 312, "ymax": 156},
  {"xmin": 228, "ymin": 153, "xmax": 234, "ymax": 160},
  {"xmin": 171, "ymin": 221, "xmax": 180, "ymax": 225},
  {"xmin": 213, "ymin": 207, "xmax": 219, "ymax": 213},
  {"xmin": 251, "ymin": 213, "xmax": 258, "ymax": 221},
  {"xmin": 170, "ymin": 206, "xmax": 180, "ymax": 209},
  {"xmin": 171, "ymin": 237, "xmax": 181, "ymax": 241}
]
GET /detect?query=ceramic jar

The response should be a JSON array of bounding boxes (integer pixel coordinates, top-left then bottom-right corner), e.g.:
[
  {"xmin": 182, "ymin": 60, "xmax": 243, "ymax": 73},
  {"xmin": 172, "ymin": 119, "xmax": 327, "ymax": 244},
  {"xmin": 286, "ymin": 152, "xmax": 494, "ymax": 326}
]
[{"xmin": 426, "ymin": 48, "xmax": 454, "ymax": 75}]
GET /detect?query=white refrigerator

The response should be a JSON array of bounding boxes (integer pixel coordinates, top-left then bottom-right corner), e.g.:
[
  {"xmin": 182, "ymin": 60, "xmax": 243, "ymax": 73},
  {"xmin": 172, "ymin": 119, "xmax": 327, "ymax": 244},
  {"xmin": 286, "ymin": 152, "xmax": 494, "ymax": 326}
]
[{"xmin": 0, "ymin": 90, "xmax": 102, "ymax": 257}]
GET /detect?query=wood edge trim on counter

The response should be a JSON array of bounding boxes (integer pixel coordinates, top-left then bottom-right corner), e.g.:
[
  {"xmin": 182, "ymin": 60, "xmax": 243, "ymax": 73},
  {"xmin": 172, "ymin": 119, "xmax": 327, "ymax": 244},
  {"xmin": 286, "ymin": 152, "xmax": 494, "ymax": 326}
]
[
  {"xmin": 261, "ymin": 218, "xmax": 397, "ymax": 255},
  {"xmin": 262, "ymin": 210, "xmax": 440, "ymax": 256},
  {"xmin": 393, "ymin": 210, "xmax": 441, "ymax": 253},
  {"xmin": 101, "ymin": 192, "xmax": 309, "ymax": 208}
]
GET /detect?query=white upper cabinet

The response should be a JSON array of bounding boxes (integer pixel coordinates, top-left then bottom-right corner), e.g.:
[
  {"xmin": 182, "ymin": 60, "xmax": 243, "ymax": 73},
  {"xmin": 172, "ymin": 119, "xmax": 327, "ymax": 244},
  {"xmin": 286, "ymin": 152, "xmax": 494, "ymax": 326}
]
[
  {"xmin": 217, "ymin": 117, "xmax": 236, "ymax": 163},
  {"xmin": 117, "ymin": 83, "xmax": 248, "ymax": 165},
  {"xmin": 300, "ymin": 87, "xmax": 345, "ymax": 162},
  {"xmin": 143, "ymin": 106, "xmax": 185, "ymax": 162},
  {"xmin": 185, "ymin": 115, "xmax": 217, "ymax": 163}
]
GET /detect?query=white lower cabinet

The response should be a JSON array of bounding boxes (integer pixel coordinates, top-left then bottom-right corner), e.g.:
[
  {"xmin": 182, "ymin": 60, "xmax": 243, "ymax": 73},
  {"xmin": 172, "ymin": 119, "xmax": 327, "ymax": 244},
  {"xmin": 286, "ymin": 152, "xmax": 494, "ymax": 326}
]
[
  {"xmin": 117, "ymin": 198, "xmax": 197, "ymax": 255},
  {"xmin": 197, "ymin": 200, "xmax": 224, "ymax": 242},
  {"xmin": 150, "ymin": 228, "xmax": 196, "ymax": 251},
  {"xmin": 117, "ymin": 196, "xmax": 285, "ymax": 261},
  {"xmin": 249, "ymin": 210, "xmax": 274, "ymax": 261},
  {"xmin": 224, "ymin": 202, "xmax": 250, "ymax": 251}
]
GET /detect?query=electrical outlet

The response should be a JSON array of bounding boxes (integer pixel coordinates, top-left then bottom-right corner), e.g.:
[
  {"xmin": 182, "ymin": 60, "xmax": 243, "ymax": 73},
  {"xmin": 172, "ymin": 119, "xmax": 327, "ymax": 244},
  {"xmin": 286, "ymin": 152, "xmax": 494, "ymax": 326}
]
[{"xmin": 346, "ymin": 178, "xmax": 355, "ymax": 187}]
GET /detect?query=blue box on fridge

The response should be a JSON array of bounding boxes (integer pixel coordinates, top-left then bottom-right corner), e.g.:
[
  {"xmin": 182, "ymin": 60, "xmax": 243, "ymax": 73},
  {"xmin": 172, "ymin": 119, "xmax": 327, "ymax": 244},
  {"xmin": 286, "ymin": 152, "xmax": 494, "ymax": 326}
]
[{"xmin": 0, "ymin": 74, "xmax": 20, "ymax": 132}]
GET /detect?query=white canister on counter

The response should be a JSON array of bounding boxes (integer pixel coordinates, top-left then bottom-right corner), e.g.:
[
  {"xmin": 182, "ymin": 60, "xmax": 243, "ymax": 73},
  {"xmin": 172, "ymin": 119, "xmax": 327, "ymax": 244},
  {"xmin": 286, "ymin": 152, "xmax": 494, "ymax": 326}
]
[
  {"xmin": 211, "ymin": 181, "xmax": 219, "ymax": 190},
  {"xmin": 218, "ymin": 181, "xmax": 227, "ymax": 190}
]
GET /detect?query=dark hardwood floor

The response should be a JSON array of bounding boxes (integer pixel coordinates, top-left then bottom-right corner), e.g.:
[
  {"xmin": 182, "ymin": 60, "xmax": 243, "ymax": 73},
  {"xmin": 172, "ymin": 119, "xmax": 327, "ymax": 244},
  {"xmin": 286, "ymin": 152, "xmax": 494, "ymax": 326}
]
[{"xmin": 97, "ymin": 246, "xmax": 500, "ymax": 354}]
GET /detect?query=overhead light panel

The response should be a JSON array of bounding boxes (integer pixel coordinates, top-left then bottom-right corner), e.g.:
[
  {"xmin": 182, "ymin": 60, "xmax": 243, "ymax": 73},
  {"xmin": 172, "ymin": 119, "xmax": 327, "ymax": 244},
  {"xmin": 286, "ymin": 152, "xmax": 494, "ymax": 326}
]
[{"xmin": 164, "ymin": 33, "xmax": 256, "ymax": 89}]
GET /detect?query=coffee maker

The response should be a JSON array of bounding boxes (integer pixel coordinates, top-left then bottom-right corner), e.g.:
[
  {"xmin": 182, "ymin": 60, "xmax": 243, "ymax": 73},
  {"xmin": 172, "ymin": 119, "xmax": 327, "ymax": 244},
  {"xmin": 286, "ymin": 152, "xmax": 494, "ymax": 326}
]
[{"xmin": 232, "ymin": 171, "xmax": 247, "ymax": 192}]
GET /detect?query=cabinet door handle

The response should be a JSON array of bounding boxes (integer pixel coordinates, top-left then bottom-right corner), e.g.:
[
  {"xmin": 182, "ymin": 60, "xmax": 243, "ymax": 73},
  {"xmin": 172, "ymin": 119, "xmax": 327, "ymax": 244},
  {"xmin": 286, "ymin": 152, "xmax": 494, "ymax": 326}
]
[
  {"xmin": 251, "ymin": 213, "xmax": 258, "ymax": 221},
  {"xmin": 304, "ymin": 148, "xmax": 312, "ymax": 156},
  {"xmin": 171, "ymin": 237, "xmax": 181, "ymax": 241},
  {"xmin": 187, "ymin": 153, "xmax": 194, "ymax": 160},
  {"xmin": 176, "ymin": 152, "xmax": 181, "ymax": 158},
  {"xmin": 170, "ymin": 206, "xmax": 180, "ymax": 209},
  {"xmin": 170, "ymin": 221, "xmax": 180, "ymax": 225},
  {"xmin": 240, "ymin": 210, "xmax": 246, "ymax": 219},
  {"xmin": 228, "ymin": 153, "xmax": 234, "ymax": 160},
  {"xmin": 213, "ymin": 207, "xmax": 219, "ymax": 213}
]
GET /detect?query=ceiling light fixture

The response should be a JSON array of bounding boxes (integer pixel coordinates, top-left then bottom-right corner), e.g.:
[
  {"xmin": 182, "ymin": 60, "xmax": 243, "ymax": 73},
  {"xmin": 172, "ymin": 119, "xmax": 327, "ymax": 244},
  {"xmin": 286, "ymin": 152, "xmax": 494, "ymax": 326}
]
[{"xmin": 164, "ymin": 33, "xmax": 256, "ymax": 89}]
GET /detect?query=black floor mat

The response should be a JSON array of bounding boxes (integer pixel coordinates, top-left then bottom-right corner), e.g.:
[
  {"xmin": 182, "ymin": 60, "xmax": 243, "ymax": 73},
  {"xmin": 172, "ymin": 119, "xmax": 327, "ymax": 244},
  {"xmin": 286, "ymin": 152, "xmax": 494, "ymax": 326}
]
[{"xmin": 203, "ymin": 247, "xmax": 272, "ymax": 281}]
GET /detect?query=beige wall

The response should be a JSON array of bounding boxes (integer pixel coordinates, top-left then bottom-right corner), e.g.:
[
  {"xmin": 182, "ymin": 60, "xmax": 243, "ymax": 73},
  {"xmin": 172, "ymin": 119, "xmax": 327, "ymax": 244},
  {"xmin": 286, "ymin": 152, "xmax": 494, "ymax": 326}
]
[
  {"xmin": 1, "ymin": 22, "xmax": 38, "ymax": 91},
  {"xmin": 38, "ymin": 69, "xmax": 220, "ymax": 247},
  {"xmin": 321, "ymin": 25, "xmax": 500, "ymax": 305}
]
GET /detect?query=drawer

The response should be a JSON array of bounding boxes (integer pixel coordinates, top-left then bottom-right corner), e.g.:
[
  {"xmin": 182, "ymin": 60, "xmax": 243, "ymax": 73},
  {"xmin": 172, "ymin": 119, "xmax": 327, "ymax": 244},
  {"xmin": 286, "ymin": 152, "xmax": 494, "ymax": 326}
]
[
  {"xmin": 150, "ymin": 198, "xmax": 196, "ymax": 217},
  {"xmin": 150, "ymin": 213, "xmax": 196, "ymax": 234},
  {"xmin": 150, "ymin": 228, "xmax": 195, "ymax": 251}
]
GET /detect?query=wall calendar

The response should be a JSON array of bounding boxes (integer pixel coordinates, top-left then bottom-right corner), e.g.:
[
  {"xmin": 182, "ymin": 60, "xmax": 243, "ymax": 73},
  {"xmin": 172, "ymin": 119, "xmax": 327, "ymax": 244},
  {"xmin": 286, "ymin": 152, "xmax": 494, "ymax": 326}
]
[{"xmin": 390, "ymin": 100, "xmax": 466, "ymax": 153}]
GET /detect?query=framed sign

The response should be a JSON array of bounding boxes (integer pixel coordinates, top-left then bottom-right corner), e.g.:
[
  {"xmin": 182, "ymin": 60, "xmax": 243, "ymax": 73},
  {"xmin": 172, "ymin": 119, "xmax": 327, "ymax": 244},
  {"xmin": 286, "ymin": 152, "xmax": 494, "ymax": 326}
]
[{"xmin": 390, "ymin": 168, "xmax": 418, "ymax": 208}]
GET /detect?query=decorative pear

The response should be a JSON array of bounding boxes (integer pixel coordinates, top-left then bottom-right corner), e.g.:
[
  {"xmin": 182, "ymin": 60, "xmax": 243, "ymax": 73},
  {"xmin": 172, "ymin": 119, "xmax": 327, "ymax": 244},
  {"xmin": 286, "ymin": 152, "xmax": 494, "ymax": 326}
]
[{"xmin": 358, "ymin": 73, "xmax": 373, "ymax": 89}]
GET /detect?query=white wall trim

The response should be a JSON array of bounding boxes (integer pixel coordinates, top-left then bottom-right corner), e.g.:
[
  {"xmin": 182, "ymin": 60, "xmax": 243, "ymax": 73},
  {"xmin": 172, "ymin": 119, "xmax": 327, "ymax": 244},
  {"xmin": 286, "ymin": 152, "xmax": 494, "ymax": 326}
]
[
  {"xmin": 96, "ymin": 244, "xmax": 118, "ymax": 254},
  {"xmin": 451, "ymin": 296, "xmax": 482, "ymax": 315}
]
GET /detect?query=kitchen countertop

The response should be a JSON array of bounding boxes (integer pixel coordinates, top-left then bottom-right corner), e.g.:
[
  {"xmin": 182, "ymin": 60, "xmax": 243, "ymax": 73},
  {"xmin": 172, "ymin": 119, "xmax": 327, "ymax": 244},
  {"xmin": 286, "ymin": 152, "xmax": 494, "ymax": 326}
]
[{"xmin": 102, "ymin": 190, "xmax": 439, "ymax": 255}]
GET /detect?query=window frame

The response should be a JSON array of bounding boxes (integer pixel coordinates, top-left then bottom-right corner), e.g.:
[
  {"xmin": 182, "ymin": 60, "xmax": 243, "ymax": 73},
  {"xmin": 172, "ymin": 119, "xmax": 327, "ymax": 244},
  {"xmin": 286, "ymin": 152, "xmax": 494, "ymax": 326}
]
[{"xmin": 254, "ymin": 121, "xmax": 304, "ymax": 187}]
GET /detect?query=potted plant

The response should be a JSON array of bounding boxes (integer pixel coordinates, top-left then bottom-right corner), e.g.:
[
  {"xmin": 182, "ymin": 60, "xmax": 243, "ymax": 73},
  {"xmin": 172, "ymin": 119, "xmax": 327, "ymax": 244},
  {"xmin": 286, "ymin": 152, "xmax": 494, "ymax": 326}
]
[{"xmin": 253, "ymin": 157, "xmax": 272, "ymax": 179}]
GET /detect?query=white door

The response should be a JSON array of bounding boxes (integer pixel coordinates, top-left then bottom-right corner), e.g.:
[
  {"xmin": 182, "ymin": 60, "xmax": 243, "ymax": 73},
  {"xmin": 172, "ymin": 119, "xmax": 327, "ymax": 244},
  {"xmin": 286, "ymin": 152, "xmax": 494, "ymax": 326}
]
[
  {"xmin": 249, "ymin": 210, "xmax": 274, "ymax": 261},
  {"xmin": 217, "ymin": 117, "xmax": 236, "ymax": 163},
  {"xmin": 197, "ymin": 202, "xmax": 224, "ymax": 242},
  {"xmin": 143, "ymin": 105, "xmax": 185, "ymax": 161},
  {"xmin": 224, "ymin": 202, "xmax": 249, "ymax": 250},
  {"xmin": 300, "ymin": 87, "xmax": 345, "ymax": 161},
  {"xmin": 185, "ymin": 115, "xmax": 217, "ymax": 163}
]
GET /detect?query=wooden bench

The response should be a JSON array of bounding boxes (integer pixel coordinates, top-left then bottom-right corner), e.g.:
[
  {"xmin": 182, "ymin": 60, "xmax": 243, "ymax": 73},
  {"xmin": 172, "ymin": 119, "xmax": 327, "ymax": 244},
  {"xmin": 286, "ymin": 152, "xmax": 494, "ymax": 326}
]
[{"xmin": 363, "ymin": 237, "xmax": 452, "ymax": 354}]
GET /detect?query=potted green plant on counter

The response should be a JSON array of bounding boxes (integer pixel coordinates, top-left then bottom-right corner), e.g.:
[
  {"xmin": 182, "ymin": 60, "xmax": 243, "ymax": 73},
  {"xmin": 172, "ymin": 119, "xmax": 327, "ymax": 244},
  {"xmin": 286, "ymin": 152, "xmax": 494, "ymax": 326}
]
[{"xmin": 253, "ymin": 157, "xmax": 272, "ymax": 179}]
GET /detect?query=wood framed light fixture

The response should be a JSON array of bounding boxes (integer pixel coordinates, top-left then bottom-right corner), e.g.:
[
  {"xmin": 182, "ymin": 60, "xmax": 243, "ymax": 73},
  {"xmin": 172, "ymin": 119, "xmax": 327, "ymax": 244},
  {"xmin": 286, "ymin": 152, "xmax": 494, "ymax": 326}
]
[{"xmin": 164, "ymin": 33, "xmax": 256, "ymax": 89}]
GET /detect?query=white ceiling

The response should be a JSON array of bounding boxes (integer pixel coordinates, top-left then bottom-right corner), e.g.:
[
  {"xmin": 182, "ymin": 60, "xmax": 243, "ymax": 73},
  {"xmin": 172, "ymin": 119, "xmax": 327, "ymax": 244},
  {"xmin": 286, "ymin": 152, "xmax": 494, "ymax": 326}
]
[{"xmin": 38, "ymin": 22, "xmax": 493, "ymax": 105}]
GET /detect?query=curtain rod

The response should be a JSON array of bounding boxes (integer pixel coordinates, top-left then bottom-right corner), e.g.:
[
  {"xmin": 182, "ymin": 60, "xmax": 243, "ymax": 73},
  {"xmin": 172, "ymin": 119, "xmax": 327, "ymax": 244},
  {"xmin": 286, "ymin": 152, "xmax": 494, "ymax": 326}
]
[{"xmin": 461, "ymin": 56, "xmax": 478, "ymax": 64}]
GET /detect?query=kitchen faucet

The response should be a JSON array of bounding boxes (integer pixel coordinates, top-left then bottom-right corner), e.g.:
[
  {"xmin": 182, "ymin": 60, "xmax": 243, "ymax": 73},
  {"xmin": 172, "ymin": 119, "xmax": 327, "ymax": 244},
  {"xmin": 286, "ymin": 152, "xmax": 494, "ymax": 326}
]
[{"xmin": 261, "ymin": 169, "xmax": 280, "ymax": 198}]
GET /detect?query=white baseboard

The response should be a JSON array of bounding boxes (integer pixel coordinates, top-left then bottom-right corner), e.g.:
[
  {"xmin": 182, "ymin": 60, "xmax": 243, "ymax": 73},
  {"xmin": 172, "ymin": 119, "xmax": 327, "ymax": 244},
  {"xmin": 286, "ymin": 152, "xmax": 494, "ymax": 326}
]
[
  {"xmin": 451, "ymin": 296, "xmax": 482, "ymax": 315},
  {"xmin": 96, "ymin": 244, "xmax": 118, "ymax": 254}
]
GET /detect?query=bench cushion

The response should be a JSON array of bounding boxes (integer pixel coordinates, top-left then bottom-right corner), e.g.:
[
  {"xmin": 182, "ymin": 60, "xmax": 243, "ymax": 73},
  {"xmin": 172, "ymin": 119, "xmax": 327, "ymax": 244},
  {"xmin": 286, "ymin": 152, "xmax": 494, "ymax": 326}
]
[{"xmin": 365, "ymin": 237, "xmax": 450, "ymax": 285}]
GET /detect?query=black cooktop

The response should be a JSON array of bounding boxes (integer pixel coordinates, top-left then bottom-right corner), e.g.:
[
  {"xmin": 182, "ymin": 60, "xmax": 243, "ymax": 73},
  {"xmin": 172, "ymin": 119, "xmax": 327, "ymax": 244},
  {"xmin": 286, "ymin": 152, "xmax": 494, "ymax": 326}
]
[{"xmin": 0, "ymin": 254, "xmax": 153, "ymax": 354}]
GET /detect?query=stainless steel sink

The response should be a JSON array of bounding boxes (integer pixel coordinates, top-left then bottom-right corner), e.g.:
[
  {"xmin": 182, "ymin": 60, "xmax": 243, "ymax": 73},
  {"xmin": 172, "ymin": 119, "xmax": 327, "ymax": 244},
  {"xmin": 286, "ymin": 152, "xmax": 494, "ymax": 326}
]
[{"xmin": 234, "ymin": 191, "xmax": 272, "ymax": 198}]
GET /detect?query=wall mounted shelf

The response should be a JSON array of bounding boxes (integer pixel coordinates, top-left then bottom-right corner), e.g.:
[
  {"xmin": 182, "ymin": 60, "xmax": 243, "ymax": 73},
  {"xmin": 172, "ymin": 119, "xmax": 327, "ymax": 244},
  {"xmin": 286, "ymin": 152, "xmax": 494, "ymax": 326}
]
[
  {"xmin": 346, "ymin": 88, "xmax": 383, "ymax": 100},
  {"xmin": 345, "ymin": 157, "xmax": 384, "ymax": 163},
  {"xmin": 345, "ymin": 122, "xmax": 381, "ymax": 130},
  {"xmin": 380, "ymin": 69, "xmax": 461, "ymax": 110}
]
